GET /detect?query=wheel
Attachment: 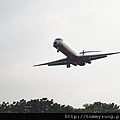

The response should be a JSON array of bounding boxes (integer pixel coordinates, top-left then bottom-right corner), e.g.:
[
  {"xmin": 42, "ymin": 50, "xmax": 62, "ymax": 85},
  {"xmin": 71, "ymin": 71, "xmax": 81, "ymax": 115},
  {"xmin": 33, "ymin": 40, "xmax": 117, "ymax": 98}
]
[{"xmin": 67, "ymin": 64, "xmax": 70, "ymax": 68}]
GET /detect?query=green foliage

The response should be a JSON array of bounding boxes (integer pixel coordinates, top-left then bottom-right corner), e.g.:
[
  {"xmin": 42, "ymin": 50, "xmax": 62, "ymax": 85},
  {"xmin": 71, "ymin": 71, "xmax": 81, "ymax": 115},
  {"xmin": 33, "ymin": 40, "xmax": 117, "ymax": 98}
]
[
  {"xmin": 0, "ymin": 98, "xmax": 120, "ymax": 113},
  {"xmin": 82, "ymin": 102, "xmax": 120, "ymax": 113}
]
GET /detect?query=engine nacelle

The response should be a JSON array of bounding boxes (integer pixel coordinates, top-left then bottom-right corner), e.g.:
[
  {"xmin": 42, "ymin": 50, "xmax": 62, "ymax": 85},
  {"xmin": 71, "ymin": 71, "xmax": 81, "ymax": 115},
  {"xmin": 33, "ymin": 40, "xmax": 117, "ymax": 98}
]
[
  {"xmin": 78, "ymin": 61, "xmax": 86, "ymax": 66},
  {"xmin": 86, "ymin": 60, "xmax": 91, "ymax": 64},
  {"xmin": 72, "ymin": 63, "xmax": 77, "ymax": 66}
]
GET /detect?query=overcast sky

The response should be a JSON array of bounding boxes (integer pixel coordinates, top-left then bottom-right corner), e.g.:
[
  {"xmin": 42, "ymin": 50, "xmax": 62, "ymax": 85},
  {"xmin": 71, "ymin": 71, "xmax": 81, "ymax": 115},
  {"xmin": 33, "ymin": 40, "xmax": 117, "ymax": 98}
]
[{"xmin": 1, "ymin": 0, "xmax": 120, "ymax": 108}]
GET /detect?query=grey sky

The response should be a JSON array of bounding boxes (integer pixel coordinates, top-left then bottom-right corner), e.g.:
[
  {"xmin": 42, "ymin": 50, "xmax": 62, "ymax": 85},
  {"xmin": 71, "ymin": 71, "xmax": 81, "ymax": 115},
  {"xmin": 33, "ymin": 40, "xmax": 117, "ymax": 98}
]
[{"xmin": 0, "ymin": 0, "xmax": 120, "ymax": 108}]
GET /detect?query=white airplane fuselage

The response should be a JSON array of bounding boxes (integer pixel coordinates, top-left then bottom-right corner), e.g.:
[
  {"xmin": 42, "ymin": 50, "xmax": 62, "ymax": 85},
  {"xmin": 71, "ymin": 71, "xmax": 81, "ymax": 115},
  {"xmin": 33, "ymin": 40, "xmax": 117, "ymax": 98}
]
[
  {"xmin": 33, "ymin": 38, "xmax": 120, "ymax": 68},
  {"xmin": 53, "ymin": 38, "xmax": 78, "ymax": 63}
]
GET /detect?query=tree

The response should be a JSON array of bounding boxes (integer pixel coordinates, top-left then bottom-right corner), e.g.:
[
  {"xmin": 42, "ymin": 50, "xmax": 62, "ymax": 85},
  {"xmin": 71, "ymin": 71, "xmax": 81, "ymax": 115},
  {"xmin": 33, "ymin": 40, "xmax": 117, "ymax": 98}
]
[
  {"xmin": 0, "ymin": 99, "xmax": 120, "ymax": 113},
  {"xmin": 83, "ymin": 102, "xmax": 120, "ymax": 113}
]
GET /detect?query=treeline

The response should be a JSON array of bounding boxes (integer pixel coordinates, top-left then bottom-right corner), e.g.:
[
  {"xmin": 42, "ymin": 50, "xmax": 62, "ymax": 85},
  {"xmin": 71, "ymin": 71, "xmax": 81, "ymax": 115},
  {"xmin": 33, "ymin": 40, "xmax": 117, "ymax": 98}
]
[{"xmin": 0, "ymin": 98, "xmax": 120, "ymax": 113}]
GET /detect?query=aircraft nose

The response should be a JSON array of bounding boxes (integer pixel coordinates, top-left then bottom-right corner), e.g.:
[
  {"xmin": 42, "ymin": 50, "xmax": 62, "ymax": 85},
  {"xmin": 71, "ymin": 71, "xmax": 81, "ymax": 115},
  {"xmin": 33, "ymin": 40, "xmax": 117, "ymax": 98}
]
[{"xmin": 53, "ymin": 42, "xmax": 57, "ymax": 47}]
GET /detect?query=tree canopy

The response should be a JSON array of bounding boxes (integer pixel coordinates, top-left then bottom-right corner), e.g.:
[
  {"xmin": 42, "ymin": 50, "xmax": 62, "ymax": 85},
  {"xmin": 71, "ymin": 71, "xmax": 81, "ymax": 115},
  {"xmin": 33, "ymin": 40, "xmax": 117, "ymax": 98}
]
[{"xmin": 0, "ymin": 98, "xmax": 120, "ymax": 113}]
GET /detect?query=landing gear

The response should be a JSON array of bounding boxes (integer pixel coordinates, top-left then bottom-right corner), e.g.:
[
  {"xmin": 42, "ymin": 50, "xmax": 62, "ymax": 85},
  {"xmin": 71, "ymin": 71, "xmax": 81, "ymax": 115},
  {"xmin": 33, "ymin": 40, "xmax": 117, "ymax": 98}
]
[
  {"xmin": 57, "ymin": 47, "xmax": 59, "ymax": 52},
  {"xmin": 88, "ymin": 61, "xmax": 91, "ymax": 64},
  {"xmin": 67, "ymin": 64, "xmax": 71, "ymax": 68}
]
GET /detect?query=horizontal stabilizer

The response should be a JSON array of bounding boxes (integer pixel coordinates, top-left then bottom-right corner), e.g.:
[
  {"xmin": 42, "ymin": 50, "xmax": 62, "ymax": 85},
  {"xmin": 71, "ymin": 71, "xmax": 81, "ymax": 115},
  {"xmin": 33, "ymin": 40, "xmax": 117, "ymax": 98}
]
[{"xmin": 80, "ymin": 50, "xmax": 101, "ymax": 55}]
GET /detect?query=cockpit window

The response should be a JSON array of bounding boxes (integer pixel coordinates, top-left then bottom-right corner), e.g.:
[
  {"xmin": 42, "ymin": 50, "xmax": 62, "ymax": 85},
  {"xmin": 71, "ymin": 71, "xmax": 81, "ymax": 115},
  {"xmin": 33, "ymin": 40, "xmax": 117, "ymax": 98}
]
[{"xmin": 54, "ymin": 42, "xmax": 57, "ymax": 45}]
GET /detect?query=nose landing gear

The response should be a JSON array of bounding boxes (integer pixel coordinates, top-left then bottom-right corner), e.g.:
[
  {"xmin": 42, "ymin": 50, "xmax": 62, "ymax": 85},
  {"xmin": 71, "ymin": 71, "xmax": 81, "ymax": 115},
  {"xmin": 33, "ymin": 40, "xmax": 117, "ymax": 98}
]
[{"xmin": 57, "ymin": 47, "xmax": 59, "ymax": 52}]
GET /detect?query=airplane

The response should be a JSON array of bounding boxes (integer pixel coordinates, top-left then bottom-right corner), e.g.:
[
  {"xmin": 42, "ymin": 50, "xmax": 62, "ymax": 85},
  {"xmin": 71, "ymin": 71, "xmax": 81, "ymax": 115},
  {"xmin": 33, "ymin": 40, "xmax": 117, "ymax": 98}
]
[{"xmin": 34, "ymin": 38, "xmax": 120, "ymax": 68}]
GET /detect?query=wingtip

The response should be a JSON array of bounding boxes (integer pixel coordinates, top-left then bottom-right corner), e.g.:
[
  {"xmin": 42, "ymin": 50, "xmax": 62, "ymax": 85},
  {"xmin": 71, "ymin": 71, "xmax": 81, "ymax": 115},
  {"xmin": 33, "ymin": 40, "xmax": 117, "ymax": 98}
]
[
  {"xmin": 33, "ymin": 65, "xmax": 37, "ymax": 67},
  {"xmin": 33, "ymin": 64, "xmax": 43, "ymax": 67}
]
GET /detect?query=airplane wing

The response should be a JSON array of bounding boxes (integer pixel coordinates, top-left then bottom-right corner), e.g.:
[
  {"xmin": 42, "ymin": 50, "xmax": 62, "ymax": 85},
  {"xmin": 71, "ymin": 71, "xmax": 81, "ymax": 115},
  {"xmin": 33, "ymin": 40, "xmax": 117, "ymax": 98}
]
[
  {"xmin": 81, "ymin": 52, "xmax": 120, "ymax": 61},
  {"xmin": 33, "ymin": 58, "xmax": 70, "ymax": 67}
]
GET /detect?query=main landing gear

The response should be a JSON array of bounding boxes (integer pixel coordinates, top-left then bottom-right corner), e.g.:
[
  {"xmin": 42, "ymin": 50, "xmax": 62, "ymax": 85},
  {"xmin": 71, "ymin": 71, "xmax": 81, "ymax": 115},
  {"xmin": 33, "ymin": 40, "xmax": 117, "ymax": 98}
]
[{"xmin": 67, "ymin": 64, "xmax": 71, "ymax": 68}]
